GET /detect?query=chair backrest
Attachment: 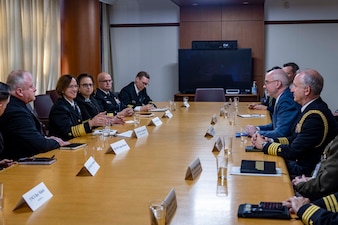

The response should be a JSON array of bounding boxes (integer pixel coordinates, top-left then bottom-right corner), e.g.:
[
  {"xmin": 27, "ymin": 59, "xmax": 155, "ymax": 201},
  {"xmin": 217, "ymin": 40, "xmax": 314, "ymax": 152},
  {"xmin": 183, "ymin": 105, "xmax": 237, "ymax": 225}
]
[
  {"xmin": 33, "ymin": 94, "xmax": 54, "ymax": 135},
  {"xmin": 46, "ymin": 89, "xmax": 58, "ymax": 103},
  {"xmin": 194, "ymin": 88, "xmax": 226, "ymax": 102}
]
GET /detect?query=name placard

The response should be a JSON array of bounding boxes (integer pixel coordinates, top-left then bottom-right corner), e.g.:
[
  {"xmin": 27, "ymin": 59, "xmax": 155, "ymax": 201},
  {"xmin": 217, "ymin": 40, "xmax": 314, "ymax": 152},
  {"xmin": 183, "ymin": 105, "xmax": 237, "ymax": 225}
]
[
  {"xmin": 116, "ymin": 130, "xmax": 136, "ymax": 138},
  {"xmin": 134, "ymin": 125, "xmax": 149, "ymax": 138},
  {"xmin": 162, "ymin": 110, "xmax": 173, "ymax": 118},
  {"xmin": 204, "ymin": 125, "xmax": 215, "ymax": 138},
  {"xmin": 77, "ymin": 156, "xmax": 100, "ymax": 176},
  {"xmin": 185, "ymin": 157, "xmax": 202, "ymax": 180},
  {"xmin": 14, "ymin": 182, "xmax": 53, "ymax": 211},
  {"xmin": 148, "ymin": 117, "xmax": 163, "ymax": 126},
  {"xmin": 164, "ymin": 188, "xmax": 177, "ymax": 225},
  {"xmin": 211, "ymin": 113, "xmax": 218, "ymax": 125},
  {"xmin": 212, "ymin": 136, "xmax": 224, "ymax": 152},
  {"xmin": 107, "ymin": 139, "xmax": 130, "ymax": 155}
]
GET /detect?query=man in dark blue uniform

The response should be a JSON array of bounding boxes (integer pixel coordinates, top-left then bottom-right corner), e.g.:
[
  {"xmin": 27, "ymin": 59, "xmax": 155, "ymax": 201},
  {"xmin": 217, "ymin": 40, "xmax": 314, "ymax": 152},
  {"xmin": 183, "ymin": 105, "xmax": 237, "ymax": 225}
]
[{"xmin": 252, "ymin": 69, "xmax": 338, "ymax": 177}]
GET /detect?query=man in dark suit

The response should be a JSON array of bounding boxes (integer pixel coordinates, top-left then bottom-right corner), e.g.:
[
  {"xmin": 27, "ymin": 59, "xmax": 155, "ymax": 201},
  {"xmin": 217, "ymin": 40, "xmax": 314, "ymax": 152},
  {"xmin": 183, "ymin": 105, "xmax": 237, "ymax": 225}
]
[
  {"xmin": 0, "ymin": 70, "xmax": 69, "ymax": 160},
  {"xmin": 94, "ymin": 72, "xmax": 133, "ymax": 116},
  {"xmin": 118, "ymin": 71, "xmax": 156, "ymax": 112},
  {"xmin": 252, "ymin": 69, "xmax": 338, "ymax": 177}
]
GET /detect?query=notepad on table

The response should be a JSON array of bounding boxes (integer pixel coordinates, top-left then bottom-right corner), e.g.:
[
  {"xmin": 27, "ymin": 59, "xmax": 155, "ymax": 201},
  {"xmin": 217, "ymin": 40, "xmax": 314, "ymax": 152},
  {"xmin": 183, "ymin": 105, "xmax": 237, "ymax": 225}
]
[
  {"xmin": 240, "ymin": 160, "xmax": 276, "ymax": 174},
  {"xmin": 60, "ymin": 143, "xmax": 87, "ymax": 150}
]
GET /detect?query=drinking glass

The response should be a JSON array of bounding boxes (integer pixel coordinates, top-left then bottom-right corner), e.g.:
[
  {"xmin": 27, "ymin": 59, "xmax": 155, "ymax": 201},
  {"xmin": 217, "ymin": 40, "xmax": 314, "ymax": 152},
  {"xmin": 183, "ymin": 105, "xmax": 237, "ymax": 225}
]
[
  {"xmin": 134, "ymin": 113, "xmax": 141, "ymax": 127},
  {"xmin": 216, "ymin": 155, "xmax": 228, "ymax": 179},
  {"xmin": 149, "ymin": 200, "xmax": 166, "ymax": 225}
]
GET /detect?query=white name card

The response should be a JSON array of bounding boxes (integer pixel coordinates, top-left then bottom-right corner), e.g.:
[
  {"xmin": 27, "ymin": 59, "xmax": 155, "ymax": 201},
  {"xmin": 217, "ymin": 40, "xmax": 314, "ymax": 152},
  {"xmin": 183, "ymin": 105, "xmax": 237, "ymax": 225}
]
[
  {"xmin": 212, "ymin": 136, "xmax": 224, "ymax": 152},
  {"xmin": 211, "ymin": 113, "xmax": 218, "ymax": 125},
  {"xmin": 162, "ymin": 110, "xmax": 173, "ymax": 118},
  {"xmin": 204, "ymin": 125, "xmax": 216, "ymax": 138},
  {"xmin": 134, "ymin": 125, "xmax": 149, "ymax": 138},
  {"xmin": 77, "ymin": 156, "xmax": 100, "ymax": 176},
  {"xmin": 116, "ymin": 130, "xmax": 135, "ymax": 138},
  {"xmin": 14, "ymin": 182, "xmax": 53, "ymax": 211},
  {"xmin": 164, "ymin": 188, "xmax": 177, "ymax": 225},
  {"xmin": 107, "ymin": 139, "xmax": 130, "ymax": 155},
  {"xmin": 148, "ymin": 117, "xmax": 163, "ymax": 126},
  {"xmin": 185, "ymin": 157, "xmax": 202, "ymax": 180}
]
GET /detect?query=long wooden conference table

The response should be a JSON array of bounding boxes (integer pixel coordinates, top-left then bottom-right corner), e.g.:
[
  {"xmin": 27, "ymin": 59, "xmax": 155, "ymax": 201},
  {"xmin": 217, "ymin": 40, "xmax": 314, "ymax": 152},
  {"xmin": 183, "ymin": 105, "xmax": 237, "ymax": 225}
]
[{"xmin": 0, "ymin": 102, "xmax": 302, "ymax": 225}]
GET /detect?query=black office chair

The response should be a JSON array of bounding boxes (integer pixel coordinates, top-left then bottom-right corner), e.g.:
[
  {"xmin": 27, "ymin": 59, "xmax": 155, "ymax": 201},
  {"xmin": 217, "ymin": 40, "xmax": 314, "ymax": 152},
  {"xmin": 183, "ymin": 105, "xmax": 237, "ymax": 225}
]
[
  {"xmin": 46, "ymin": 89, "xmax": 59, "ymax": 103},
  {"xmin": 34, "ymin": 94, "xmax": 54, "ymax": 133},
  {"xmin": 194, "ymin": 88, "xmax": 226, "ymax": 102}
]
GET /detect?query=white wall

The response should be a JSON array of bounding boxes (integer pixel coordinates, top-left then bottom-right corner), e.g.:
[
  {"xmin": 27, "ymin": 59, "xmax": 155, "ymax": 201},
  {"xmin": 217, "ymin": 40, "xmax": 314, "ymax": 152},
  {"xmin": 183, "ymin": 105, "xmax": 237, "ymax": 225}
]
[
  {"xmin": 110, "ymin": 0, "xmax": 179, "ymax": 102},
  {"xmin": 110, "ymin": 0, "xmax": 338, "ymax": 110},
  {"xmin": 265, "ymin": 0, "xmax": 338, "ymax": 111}
]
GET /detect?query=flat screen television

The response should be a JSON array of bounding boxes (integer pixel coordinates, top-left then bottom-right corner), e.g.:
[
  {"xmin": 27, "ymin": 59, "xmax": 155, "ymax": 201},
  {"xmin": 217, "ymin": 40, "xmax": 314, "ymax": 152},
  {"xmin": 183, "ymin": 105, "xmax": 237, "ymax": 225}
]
[{"xmin": 178, "ymin": 48, "xmax": 252, "ymax": 94}]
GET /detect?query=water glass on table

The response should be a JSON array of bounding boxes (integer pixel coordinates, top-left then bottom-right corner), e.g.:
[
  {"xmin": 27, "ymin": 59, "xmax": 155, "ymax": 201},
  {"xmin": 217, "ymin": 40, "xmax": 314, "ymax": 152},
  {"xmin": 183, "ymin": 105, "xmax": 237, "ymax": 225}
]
[
  {"xmin": 149, "ymin": 200, "xmax": 166, "ymax": 225},
  {"xmin": 216, "ymin": 155, "xmax": 228, "ymax": 180}
]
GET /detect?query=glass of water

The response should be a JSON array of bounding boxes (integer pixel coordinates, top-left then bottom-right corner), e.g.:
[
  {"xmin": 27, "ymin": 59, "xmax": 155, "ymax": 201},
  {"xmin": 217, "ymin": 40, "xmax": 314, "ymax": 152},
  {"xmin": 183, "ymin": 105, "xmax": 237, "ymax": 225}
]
[{"xmin": 149, "ymin": 200, "xmax": 166, "ymax": 225}]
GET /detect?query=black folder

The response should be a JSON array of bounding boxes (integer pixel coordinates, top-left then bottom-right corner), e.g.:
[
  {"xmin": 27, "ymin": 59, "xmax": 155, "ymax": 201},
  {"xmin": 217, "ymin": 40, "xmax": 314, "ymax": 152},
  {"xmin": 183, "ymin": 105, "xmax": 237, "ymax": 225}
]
[{"xmin": 240, "ymin": 160, "xmax": 276, "ymax": 174}]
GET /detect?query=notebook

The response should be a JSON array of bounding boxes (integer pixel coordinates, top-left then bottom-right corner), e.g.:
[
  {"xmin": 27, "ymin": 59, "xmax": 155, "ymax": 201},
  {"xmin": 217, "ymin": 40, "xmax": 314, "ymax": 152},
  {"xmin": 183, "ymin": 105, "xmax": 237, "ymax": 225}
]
[
  {"xmin": 240, "ymin": 160, "xmax": 276, "ymax": 174},
  {"xmin": 18, "ymin": 157, "xmax": 57, "ymax": 165},
  {"xmin": 60, "ymin": 143, "xmax": 87, "ymax": 150}
]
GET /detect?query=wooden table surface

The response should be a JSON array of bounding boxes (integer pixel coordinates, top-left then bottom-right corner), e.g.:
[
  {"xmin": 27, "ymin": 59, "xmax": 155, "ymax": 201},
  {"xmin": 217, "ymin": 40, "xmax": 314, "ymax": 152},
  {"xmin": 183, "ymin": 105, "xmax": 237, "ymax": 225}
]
[{"xmin": 0, "ymin": 102, "xmax": 302, "ymax": 225}]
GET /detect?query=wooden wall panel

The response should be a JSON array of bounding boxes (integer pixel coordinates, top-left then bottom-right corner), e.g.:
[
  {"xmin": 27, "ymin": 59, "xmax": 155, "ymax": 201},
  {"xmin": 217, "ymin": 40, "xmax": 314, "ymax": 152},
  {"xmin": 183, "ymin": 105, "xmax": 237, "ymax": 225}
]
[
  {"xmin": 180, "ymin": 6, "xmax": 222, "ymax": 22},
  {"xmin": 179, "ymin": 4, "xmax": 265, "ymax": 97},
  {"xmin": 180, "ymin": 22, "xmax": 222, "ymax": 48},
  {"xmin": 60, "ymin": 0, "xmax": 101, "ymax": 81}
]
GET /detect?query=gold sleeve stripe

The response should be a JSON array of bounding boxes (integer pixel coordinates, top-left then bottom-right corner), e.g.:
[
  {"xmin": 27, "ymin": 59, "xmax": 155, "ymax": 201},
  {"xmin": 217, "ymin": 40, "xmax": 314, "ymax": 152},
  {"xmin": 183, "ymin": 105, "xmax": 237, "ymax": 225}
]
[
  {"xmin": 71, "ymin": 124, "xmax": 87, "ymax": 137},
  {"xmin": 267, "ymin": 143, "xmax": 280, "ymax": 156},
  {"xmin": 298, "ymin": 110, "xmax": 328, "ymax": 148},
  {"xmin": 277, "ymin": 137, "xmax": 289, "ymax": 144},
  {"xmin": 301, "ymin": 205, "xmax": 320, "ymax": 225},
  {"xmin": 323, "ymin": 194, "xmax": 338, "ymax": 212}
]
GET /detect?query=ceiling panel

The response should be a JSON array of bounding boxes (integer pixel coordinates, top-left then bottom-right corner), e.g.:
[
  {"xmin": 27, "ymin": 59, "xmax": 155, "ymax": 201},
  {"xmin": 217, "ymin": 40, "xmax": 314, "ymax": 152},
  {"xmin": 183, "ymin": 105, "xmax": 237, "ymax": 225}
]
[{"xmin": 170, "ymin": 0, "xmax": 264, "ymax": 6}]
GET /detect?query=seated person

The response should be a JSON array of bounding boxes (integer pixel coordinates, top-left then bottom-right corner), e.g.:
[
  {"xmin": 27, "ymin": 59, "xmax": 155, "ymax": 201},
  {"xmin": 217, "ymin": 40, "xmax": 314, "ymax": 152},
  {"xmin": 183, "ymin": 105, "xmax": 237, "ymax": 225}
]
[
  {"xmin": 49, "ymin": 75, "xmax": 124, "ymax": 141},
  {"xmin": 292, "ymin": 135, "xmax": 338, "ymax": 201},
  {"xmin": 75, "ymin": 73, "xmax": 104, "ymax": 120},
  {"xmin": 248, "ymin": 66, "xmax": 280, "ymax": 114},
  {"xmin": 94, "ymin": 72, "xmax": 133, "ymax": 117},
  {"xmin": 245, "ymin": 69, "xmax": 300, "ymax": 139},
  {"xmin": 118, "ymin": 71, "xmax": 156, "ymax": 112},
  {"xmin": 0, "ymin": 70, "xmax": 69, "ymax": 160},
  {"xmin": 0, "ymin": 82, "xmax": 16, "ymax": 169},
  {"xmin": 283, "ymin": 193, "xmax": 338, "ymax": 225},
  {"xmin": 251, "ymin": 69, "xmax": 338, "ymax": 177}
]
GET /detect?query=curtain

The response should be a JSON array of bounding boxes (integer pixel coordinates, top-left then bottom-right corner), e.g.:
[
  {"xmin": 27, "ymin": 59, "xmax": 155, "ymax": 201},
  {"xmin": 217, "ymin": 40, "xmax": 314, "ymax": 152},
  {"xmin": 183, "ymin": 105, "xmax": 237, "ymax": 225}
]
[
  {"xmin": 100, "ymin": 2, "xmax": 113, "ymax": 89},
  {"xmin": 0, "ymin": 0, "xmax": 60, "ymax": 94}
]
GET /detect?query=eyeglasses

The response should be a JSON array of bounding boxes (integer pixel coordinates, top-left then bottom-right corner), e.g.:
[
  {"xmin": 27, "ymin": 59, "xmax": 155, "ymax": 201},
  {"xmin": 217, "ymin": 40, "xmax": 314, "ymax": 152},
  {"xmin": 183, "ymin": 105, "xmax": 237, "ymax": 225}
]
[
  {"xmin": 142, "ymin": 82, "xmax": 149, "ymax": 86},
  {"xmin": 264, "ymin": 80, "xmax": 278, "ymax": 85},
  {"xmin": 68, "ymin": 85, "xmax": 79, "ymax": 89},
  {"xmin": 99, "ymin": 80, "xmax": 112, "ymax": 83},
  {"xmin": 81, "ymin": 83, "xmax": 93, "ymax": 88}
]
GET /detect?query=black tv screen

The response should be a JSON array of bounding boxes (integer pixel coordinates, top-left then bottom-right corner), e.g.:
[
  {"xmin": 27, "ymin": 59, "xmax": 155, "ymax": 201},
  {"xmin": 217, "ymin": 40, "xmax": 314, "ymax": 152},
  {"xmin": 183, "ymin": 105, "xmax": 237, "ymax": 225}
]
[{"xmin": 178, "ymin": 48, "xmax": 252, "ymax": 94}]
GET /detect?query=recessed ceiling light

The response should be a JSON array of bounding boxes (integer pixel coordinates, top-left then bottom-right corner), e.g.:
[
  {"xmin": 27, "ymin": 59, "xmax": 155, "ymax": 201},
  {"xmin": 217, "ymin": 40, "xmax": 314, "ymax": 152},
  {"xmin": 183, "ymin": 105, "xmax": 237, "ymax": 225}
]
[
  {"xmin": 243, "ymin": 1, "xmax": 249, "ymax": 4},
  {"xmin": 192, "ymin": 3, "xmax": 199, "ymax": 6}
]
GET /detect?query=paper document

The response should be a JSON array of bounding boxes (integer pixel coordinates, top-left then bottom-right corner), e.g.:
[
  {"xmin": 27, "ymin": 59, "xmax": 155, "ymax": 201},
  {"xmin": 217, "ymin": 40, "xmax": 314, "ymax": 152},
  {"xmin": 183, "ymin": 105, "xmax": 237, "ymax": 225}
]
[
  {"xmin": 237, "ymin": 114, "xmax": 265, "ymax": 118},
  {"xmin": 230, "ymin": 167, "xmax": 282, "ymax": 177}
]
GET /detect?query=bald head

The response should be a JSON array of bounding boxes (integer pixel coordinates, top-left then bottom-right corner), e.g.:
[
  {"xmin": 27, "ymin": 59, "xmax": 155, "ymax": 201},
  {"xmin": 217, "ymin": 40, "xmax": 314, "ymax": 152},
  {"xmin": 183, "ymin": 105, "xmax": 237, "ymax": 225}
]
[{"xmin": 97, "ymin": 72, "xmax": 113, "ymax": 91}]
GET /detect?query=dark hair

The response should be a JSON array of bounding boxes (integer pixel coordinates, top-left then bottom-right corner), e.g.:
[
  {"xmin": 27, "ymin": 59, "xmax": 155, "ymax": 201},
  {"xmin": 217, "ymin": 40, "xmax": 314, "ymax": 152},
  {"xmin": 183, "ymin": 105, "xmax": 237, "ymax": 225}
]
[
  {"xmin": 267, "ymin": 66, "xmax": 281, "ymax": 73},
  {"xmin": 77, "ymin": 73, "xmax": 94, "ymax": 85},
  {"xmin": 283, "ymin": 62, "xmax": 299, "ymax": 74},
  {"xmin": 56, "ymin": 74, "xmax": 76, "ymax": 96},
  {"xmin": 0, "ymin": 82, "xmax": 10, "ymax": 101},
  {"xmin": 136, "ymin": 71, "xmax": 150, "ymax": 79}
]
